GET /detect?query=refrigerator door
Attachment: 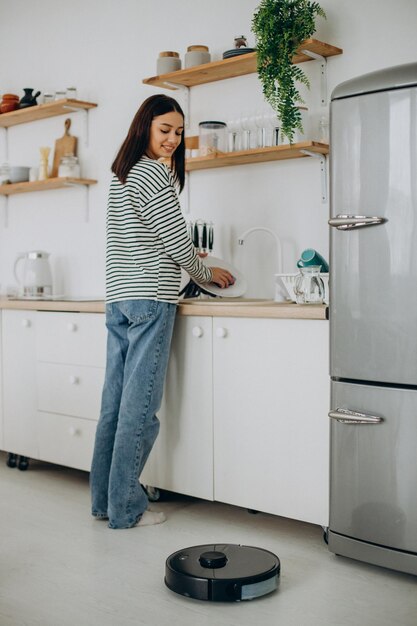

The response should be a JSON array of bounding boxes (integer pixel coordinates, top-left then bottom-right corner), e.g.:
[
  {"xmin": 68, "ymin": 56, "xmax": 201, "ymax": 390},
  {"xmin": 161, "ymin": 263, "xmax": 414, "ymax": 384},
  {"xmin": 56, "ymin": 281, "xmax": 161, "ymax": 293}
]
[
  {"xmin": 329, "ymin": 380, "xmax": 417, "ymax": 554},
  {"xmin": 330, "ymin": 74, "xmax": 417, "ymax": 384}
]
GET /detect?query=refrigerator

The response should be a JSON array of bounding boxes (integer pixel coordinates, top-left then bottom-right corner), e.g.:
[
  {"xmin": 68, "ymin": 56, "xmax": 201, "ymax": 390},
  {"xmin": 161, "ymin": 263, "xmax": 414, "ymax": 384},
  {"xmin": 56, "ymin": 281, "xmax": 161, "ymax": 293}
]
[{"xmin": 328, "ymin": 63, "xmax": 417, "ymax": 576}]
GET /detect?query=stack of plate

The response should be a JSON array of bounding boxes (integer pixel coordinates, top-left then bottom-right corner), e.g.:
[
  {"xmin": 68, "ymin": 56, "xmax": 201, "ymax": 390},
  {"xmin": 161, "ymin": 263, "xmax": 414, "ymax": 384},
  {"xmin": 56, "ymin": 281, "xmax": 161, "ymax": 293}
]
[{"xmin": 222, "ymin": 47, "xmax": 255, "ymax": 59}]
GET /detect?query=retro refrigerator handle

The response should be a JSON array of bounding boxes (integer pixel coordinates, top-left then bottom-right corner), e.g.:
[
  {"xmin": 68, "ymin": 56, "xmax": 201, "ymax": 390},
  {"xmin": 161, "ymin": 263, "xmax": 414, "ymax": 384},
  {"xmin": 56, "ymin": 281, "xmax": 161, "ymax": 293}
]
[
  {"xmin": 328, "ymin": 214, "xmax": 387, "ymax": 230},
  {"xmin": 329, "ymin": 408, "xmax": 383, "ymax": 424}
]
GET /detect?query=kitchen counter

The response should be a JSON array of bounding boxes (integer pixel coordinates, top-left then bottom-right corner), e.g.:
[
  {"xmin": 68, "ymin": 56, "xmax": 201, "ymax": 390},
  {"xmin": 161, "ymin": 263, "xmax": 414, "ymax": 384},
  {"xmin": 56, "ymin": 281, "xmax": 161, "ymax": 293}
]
[{"xmin": 0, "ymin": 297, "xmax": 327, "ymax": 319}]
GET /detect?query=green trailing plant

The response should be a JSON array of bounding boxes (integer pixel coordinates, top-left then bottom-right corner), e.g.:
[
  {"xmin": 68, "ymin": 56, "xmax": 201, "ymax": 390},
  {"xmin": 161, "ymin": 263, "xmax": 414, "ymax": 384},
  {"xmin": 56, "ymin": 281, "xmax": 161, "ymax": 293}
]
[{"xmin": 252, "ymin": 0, "xmax": 326, "ymax": 142}]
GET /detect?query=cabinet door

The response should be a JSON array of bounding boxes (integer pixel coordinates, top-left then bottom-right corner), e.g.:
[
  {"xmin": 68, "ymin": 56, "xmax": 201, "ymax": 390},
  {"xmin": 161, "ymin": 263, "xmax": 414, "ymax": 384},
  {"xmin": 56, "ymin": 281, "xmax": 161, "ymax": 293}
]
[
  {"xmin": 37, "ymin": 412, "xmax": 97, "ymax": 472},
  {"xmin": 141, "ymin": 315, "xmax": 213, "ymax": 500},
  {"xmin": 36, "ymin": 312, "xmax": 106, "ymax": 367},
  {"xmin": 213, "ymin": 317, "xmax": 329, "ymax": 526},
  {"xmin": 2, "ymin": 310, "xmax": 39, "ymax": 458}
]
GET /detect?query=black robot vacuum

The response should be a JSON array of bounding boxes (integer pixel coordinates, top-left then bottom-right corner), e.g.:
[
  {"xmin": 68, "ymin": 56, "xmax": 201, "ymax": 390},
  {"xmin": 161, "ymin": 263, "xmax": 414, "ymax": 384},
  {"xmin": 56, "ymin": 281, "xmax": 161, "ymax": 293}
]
[{"xmin": 165, "ymin": 543, "xmax": 280, "ymax": 602}]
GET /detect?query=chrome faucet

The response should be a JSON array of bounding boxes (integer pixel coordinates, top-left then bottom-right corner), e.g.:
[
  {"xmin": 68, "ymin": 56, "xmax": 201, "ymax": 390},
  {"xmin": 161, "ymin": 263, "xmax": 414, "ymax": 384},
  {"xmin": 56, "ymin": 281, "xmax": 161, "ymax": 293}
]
[{"xmin": 237, "ymin": 226, "xmax": 283, "ymax": 273}]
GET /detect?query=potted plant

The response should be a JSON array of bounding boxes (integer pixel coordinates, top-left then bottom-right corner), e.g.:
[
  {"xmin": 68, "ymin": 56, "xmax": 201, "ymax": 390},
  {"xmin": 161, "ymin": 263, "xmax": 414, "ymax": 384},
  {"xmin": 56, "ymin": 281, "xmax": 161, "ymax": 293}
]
[{"xmin": 252, "ymin": 0, "xmax": 326, "ymax": 143}]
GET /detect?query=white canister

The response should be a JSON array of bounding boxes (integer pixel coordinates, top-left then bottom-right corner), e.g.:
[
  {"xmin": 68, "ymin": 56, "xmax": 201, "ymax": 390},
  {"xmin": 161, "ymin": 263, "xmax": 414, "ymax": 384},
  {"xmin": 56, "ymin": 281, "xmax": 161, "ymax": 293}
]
[
  {"xmin": 157, "ymin": 51, "xmax": 181, "ymax": 75},
  {"xmin": 185, "ymin": 45, "xmax": 210, "ymax": 68}
]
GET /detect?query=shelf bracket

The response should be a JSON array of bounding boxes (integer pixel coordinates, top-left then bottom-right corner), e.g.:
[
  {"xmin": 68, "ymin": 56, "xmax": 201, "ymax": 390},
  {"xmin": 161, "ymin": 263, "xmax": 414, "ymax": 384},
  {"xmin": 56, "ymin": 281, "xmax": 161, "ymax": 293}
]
[
  {"xmin": 300, "ymin": 49, "xmax": 327, "ymax": 106},
  {"xmin": 63, "ymin": 181, "xmax": 91, "ymax": 221},
  {"xmin": 183, "ymin": 171, "xmax": 190, "ymax": 214},
  {"xmin": 2, "ymin": 195, "xmax": 9, "ymax": 228},
  {"xmin": 300, "ymin": 150, "xmax": 328, "ymax": 203},
  {"xmin": 1, "ymin": 127, "xmax": 9, "ymax": 162},
  {"xmin": 159, "ymin": 83, "xmax": 190, "ymax": 129}
]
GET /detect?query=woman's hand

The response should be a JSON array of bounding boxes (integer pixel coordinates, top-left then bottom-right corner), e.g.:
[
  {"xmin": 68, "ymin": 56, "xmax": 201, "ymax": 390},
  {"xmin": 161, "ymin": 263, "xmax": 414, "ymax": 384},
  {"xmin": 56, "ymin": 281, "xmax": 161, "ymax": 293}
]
[{"xmin": 210, "ymin": 267, "xmax": 235, "ymax": 289}]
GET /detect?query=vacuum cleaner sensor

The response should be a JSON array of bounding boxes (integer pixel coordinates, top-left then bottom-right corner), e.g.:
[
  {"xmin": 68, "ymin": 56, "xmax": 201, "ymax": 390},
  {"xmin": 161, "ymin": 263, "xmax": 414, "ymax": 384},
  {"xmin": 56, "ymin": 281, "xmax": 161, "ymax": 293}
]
[{"xmin": 165, "ymin": 543, "xmax": 280, "ymax": 601}]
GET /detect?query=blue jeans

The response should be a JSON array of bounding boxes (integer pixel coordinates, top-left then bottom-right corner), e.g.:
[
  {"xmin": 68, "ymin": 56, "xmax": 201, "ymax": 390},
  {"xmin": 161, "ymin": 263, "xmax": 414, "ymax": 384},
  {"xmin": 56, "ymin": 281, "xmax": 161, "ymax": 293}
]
[{"xmin": 90, "ymin": 299, "xmax": 177, "ymax": 529}]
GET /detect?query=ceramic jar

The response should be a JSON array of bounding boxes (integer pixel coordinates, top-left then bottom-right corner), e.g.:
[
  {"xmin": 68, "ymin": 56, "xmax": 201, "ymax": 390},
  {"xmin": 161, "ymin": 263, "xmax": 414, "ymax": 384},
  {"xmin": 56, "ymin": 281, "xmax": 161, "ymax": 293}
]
[
  {"xmin": 58, "ymin": 155, "xmax": 80, "ymax": 178},
  {"xmin": 157, "ymin": 51, "xmax": 181, "ymax": 75},
  {"xmin": 0, "ymin": 94, "xmax": 20, "ymax": 114},
  {"xmin": 185, "ymin": 45, "xmax": 210, "ymax": 68}
]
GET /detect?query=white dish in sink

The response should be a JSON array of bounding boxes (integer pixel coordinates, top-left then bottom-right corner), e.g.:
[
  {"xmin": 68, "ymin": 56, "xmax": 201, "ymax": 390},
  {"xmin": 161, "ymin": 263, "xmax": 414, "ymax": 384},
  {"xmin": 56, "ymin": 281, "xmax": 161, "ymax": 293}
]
[{"xmin": 183, "ymin": 256, "xmax": 247, "ymax": 298}]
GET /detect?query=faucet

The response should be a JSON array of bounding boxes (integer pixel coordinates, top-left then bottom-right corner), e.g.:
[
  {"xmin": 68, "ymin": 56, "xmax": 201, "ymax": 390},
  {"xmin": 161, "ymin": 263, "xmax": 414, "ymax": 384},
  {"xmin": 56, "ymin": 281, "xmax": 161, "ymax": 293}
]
[{"xmin": 237, "ymin": 226, "xmax": 283, "ymax": 273}]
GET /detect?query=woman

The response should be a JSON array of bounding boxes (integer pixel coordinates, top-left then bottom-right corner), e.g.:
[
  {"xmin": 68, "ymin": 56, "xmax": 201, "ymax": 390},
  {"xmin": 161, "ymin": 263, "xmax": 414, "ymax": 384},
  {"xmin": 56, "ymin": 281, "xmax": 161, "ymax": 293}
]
[{"xmin": 90, "ymin": 94, "xmax": 234, "ymax": 529}]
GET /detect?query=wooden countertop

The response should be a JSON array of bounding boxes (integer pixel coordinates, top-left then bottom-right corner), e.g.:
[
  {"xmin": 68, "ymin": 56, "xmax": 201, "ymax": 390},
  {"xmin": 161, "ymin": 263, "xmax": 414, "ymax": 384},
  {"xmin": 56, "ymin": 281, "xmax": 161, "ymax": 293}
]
[{"xmin": 0, "ymin": 297, "xmax": 327, "ymax": 320}]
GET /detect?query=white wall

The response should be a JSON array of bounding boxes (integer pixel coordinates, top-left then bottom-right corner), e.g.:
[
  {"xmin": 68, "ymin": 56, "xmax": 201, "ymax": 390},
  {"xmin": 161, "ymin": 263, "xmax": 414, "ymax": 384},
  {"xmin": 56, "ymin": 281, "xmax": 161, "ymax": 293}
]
[{"xmin": 0, "ymin": 0, "xmax": 416, "ymax": 299}]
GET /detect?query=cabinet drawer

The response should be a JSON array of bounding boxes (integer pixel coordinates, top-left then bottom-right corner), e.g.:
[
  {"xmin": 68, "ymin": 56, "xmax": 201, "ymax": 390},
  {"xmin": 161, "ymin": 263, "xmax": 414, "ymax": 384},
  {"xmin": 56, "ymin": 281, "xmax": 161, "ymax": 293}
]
[
  {"xmin": 36, "ymin": 312, "xmax": 106, "ymax": 367},
  {"xmin": 37, "ymin": 412, "xmax": 97, "ymax": 471},
  {"xmin": 37, "ymin": 362, "xmax": 104, "ymax": 420}
]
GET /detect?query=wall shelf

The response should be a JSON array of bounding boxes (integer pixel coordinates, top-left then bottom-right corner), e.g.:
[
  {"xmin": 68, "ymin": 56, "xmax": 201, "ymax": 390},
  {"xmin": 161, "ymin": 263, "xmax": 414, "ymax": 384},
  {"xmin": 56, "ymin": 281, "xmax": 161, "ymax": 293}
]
[
  {"xmin": 185, "ymin": 141, "xmax": 328, "ymax": 171},
  {"xmin": 0, "ymin": 99, "xmax": 97, "ymax": 128},
  {"xmin": 142, "ymin": 38, "xmax": 343, "ymax": 89},
  {"xmin": 0, "ymin": 177, "xmax": 97, "ymax": 196}
]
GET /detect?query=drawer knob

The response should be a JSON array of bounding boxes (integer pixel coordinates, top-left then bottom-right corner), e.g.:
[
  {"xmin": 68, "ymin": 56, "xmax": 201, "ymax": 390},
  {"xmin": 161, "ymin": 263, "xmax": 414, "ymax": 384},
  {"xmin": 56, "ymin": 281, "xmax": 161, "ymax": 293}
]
[
  {"xmin": 69, "ymin": 426, "xmax": 80, "ymax": 436},
  {"xmin": 192, "ymin": 326, "xmax": 204, "ymax": 338},
  {"xmin": 69, "ymin": 375, "xmax": 79, "ymax": 385},
  {"xmin": 21, "ymin": 318, "xmax": 31, "ymax": 328},
  {"xmin": 216, "ymin": 327, "xmax": 228, "ymax": 338},
  {"xmin": 67, "ymin": 322, "xmax": 77, "ymax": 332}
]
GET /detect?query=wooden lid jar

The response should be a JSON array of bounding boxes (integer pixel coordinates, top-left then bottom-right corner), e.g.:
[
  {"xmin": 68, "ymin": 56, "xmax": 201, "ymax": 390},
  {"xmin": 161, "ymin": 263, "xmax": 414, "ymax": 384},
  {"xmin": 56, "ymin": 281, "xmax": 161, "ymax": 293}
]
[
  {"xmin": 185, "ymin": 45, "xmax": 211, "ymax": 68},
  {"xmin": 157, "ymin": 51, "xmax": 181, "ymax": 75}
]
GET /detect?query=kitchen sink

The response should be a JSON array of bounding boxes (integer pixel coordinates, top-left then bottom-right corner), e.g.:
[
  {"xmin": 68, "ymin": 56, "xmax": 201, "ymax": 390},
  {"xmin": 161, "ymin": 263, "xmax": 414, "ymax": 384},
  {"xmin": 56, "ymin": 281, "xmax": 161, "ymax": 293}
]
[{"xmin": 180, "ymin": 297, "xmax": 278, "ymax": 306}]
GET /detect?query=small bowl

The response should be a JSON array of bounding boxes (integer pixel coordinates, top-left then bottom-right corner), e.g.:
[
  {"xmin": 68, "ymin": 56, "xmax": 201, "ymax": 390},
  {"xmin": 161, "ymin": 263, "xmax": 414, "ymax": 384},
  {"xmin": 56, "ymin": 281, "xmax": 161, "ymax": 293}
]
[
  {"xmin": 0, "ymin": 102, "xmax": 19, "ymax": 113},
  {"xmin": 10, "ymin": 166, "xmax": 30, "ymax": 183}
]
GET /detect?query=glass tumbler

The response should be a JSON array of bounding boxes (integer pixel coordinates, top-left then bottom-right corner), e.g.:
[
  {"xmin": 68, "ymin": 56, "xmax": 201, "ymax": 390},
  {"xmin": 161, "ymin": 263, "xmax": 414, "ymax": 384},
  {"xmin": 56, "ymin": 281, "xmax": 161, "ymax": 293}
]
[{"xmin": 294, "ymin": 265, "xmax": 325, "ymax": 304}]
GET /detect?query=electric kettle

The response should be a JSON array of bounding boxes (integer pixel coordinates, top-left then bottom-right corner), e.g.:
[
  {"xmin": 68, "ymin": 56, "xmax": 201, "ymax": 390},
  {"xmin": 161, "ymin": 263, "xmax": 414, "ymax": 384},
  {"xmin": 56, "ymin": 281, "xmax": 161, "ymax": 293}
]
[{"xmin": 14, "ymin": 250, "xmax": 53, "ymax": 297}]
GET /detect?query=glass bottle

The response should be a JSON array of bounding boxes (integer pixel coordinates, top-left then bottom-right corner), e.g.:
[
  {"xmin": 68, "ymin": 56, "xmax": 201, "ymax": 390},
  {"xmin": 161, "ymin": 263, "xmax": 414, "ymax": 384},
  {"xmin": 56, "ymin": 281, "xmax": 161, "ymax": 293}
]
[{"xmin": 294, "ymin": 265, "xmax": 325, "ymax": 304}]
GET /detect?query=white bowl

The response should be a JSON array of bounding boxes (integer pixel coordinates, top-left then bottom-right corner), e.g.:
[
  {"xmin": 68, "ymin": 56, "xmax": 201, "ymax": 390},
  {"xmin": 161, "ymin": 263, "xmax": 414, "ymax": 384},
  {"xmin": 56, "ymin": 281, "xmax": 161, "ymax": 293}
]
[
  {"xmin": 275, "ymin": 272, "xmax": 329, "ymax": 304},
  {"xmin": 10, "ymin": 166, "xmax": 30, "ymax": 183}
]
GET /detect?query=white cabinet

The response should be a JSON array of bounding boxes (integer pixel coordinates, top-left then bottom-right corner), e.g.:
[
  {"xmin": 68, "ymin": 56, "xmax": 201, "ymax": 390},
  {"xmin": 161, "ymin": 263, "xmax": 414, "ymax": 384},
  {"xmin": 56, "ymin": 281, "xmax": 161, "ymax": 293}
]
[
  {"xmin": 143, "ymin": 314, "xmax": 330, "ymax": 526},
  {"xmin": 1, "ymin": 310, "xmax": 106, "ymax": 471},
  {"xmin": 141, "ymin": 315, "xmax": 214, "ymax": 500},
  {"xmin": 2, "ymin": 310, "xmax": 39, "ymax": 459},
  {"xmin": 213, "ymin": 317, "xmax": 329, "ymax": 526}
]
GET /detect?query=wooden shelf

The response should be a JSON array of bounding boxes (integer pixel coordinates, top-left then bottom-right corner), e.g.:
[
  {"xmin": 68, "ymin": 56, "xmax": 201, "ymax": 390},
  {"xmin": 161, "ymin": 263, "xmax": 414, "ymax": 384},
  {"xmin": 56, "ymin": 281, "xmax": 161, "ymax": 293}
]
[
  {"xmin": 0, "ymin": 99, "xmax": 97, "ymax": 128},
  {"xmin": 185, "ymin": 141, "xmax": 328, "ymax": 171},
  {"xmin": 0, "ymin": 177, "xmax": 98, "ymax": 196},
  {"xmin": 143, "ymin": 38, "xmax": 343, "ymax": 89}
]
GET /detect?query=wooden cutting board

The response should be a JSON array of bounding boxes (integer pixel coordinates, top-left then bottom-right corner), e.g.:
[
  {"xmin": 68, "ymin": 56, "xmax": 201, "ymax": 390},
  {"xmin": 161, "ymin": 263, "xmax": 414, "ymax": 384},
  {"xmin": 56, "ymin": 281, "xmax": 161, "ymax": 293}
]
[{"xmin": 51, "ymin": 118, "xmax": 77, "ymax": 177}]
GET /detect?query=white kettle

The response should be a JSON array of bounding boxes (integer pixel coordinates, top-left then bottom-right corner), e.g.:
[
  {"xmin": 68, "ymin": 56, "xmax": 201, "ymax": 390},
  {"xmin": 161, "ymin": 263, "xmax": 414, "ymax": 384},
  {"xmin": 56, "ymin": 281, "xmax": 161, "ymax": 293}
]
[{"xmin": 14, "ymin": 250, "xmax": 53, "ymax": 297}]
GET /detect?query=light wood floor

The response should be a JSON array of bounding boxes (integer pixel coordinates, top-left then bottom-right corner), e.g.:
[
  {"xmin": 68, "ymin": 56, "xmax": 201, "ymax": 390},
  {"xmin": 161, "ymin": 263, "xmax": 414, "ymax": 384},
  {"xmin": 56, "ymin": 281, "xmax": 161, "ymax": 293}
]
[{"xmin": 0, "ymin": 451, "xmax": 416, "ymax": 626}]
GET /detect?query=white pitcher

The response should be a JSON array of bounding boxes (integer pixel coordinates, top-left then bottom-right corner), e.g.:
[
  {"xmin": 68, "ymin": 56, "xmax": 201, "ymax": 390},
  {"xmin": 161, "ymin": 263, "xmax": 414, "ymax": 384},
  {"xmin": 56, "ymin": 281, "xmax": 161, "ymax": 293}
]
[{"xmin": 14, "ymin": 250, "xmax": 53, "ymax": 297}]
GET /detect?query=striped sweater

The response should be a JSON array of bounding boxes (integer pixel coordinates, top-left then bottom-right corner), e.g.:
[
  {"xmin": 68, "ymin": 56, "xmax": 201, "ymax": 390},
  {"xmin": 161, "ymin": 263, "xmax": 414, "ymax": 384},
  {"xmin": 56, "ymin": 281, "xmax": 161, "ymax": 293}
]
[{"xmin": 106, "ymin": 156, "xmax": 212, "ymax": 304}]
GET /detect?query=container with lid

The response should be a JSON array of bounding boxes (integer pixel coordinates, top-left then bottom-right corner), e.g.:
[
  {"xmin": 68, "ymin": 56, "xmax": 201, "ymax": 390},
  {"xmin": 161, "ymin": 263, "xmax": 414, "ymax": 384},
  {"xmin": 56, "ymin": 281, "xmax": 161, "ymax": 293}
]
[
  {"xmin": 198, "ymin": 121, "xmax": 227, "ymax": 156},
  {"xmin": 58, "ymin": 154, "xmax": 80, "ymax": 178},
  {"xmin": 157, "ymin": 51, "xmax": 181, "ymax": 75},
  {"xmin": 185, "ymin": 45, "xmax": 211, "ymax": 68}
]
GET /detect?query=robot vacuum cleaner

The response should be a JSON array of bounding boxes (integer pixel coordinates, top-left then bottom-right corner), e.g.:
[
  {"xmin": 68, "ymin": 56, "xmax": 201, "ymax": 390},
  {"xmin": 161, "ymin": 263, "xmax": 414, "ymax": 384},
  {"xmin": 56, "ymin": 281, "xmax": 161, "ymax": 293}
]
[{"xmin": 165, "ymin": 543, "xmax": 280, "ymax": 602}]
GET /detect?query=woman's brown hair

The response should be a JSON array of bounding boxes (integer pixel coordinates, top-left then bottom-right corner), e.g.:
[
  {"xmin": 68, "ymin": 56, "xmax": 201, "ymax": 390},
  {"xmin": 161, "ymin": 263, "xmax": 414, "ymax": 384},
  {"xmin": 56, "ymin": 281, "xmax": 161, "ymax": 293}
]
[{"xmin": 111, "ymin": 94, "xmax": 185, "ymax": 190}]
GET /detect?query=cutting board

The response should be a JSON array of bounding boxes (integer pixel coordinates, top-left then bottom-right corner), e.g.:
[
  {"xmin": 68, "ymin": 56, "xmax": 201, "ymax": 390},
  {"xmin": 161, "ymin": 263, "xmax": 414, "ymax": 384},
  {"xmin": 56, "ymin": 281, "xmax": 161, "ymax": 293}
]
[{"xmin": 51, "ymin": 118, "xmax": 77, "ymax": 177}]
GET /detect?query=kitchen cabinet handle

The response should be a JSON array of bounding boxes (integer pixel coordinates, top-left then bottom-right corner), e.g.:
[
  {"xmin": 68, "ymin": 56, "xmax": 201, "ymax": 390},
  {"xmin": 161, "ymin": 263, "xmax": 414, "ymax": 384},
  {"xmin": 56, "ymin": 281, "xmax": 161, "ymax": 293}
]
[
  {"xmin": 192, "ymin": 326, "xmax": 204, "ymax": 338},
  {"xmin": 67, "ymin": 322, "xmax": 77, "ymax": 332},
  {"xmin": 328, "ymin": 214, "xmax": 387, "ymax": 230},
  {"xmin": 216, "ymin": 327, "xmax": 228, "ymax": 338},
  {"xmin": 21, "ymin": 318, "xmax": 31, "ymax": 328},
  {"xmin": 328, "ymin": 408, "xmax": 383, "ymax": 424},
  {"xmin": 69, "ymin": 375, "xmax": 79, "ymax": 385}
]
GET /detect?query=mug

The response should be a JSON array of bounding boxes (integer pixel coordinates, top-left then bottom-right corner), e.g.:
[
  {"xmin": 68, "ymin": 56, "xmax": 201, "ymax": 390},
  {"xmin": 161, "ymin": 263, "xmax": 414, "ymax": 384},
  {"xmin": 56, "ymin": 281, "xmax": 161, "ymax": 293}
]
[{"xmin": 297, "ymin": 248, "xmax": 329, "ymax": 273}]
